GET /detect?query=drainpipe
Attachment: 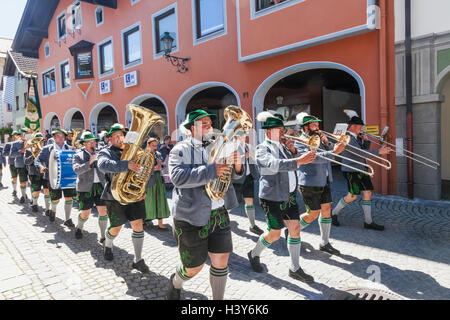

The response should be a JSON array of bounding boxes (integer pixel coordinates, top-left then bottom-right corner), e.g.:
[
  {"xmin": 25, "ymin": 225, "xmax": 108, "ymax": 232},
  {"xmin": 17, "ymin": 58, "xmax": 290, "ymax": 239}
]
[
  {"xmin": 379, "ymin": 0, "xmax": 388, "ymax": 195},
  {"xmin": 405, "ymin": 0, "xmax": 414, "ymax": 199}
]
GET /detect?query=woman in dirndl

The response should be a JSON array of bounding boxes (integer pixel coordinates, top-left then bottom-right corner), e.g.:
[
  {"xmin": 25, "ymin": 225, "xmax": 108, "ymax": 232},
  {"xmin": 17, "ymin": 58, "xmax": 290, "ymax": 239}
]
[{"xmin": 144, "ymin": 138, "xmax": 170, "ymax": 230}]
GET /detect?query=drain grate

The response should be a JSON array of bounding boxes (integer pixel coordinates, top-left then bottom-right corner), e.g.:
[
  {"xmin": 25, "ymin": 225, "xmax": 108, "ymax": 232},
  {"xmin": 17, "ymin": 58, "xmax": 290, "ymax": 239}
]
[{"xmin": 330, "ymin": 287, "xmax": 405, "ymax": 300}]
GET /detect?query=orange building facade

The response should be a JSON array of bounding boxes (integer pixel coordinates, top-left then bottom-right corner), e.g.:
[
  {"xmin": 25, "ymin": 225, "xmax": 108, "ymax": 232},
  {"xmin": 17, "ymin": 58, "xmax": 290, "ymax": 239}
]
[{"xmin": 14, "ymin": 0, "xmax": 396, "ymax": 194}]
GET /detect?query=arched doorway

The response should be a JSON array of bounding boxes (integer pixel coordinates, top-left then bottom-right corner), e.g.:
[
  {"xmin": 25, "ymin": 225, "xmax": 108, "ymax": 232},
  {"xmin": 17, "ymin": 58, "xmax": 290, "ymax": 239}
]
[
  {"xmin": 63, "ymin": 108, "xmax": 85, "ymax": 130},
  {"xmin": 89, "ymin": 103, "xmax": 118, "ymax": 135},
  {"xmin": 43, "ymin": 112, "xmax": 61, "ymax": 132},
  {"xmin": 127, "ymin": 94, "xmax": 169, "ymax": 138},
  {"xmin": 175, "ymin": 82, "xmax": 241, "ymax": 135}
]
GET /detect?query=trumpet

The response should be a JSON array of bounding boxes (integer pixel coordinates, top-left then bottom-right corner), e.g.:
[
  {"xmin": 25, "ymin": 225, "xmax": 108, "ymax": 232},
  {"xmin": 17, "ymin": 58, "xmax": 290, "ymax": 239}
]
[
  {"xmin": 318, "ymin": 130, "xmax": 392, "ymax": 170},
  {"xmin": 284, "ymin": 134, "xmax": 375, "ymax": 177},
  {"xmin": 361, "ymin": 131, "xmax": 440, "ymax": 170}
]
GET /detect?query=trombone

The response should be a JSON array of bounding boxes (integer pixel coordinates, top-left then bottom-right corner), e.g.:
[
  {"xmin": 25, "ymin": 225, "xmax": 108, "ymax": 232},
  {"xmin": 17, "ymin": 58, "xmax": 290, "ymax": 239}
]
[
  {"xmin": 361, "ymin": 131, "xmax": 440, "ymax": 170},
  {"xmin": 284, "ymin": 134, "xmax": 375, "ymax": 177},
  {"xmin": 318, "ymin": 130, "xmax": 392, "ymax": 170}
]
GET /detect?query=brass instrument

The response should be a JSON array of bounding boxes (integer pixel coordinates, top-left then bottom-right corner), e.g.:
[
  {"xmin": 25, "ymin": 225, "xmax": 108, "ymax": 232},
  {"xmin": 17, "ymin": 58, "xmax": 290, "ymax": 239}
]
[
  {"xmin": 361, "ymin": 131, "xmax": 440, "ymax": 170},
  {"xmin": 284, "ymin": 134, "xmax": 375, "ymax": 177},
  {"xmin": 205, "ymin": 105, "xmax": 253, "ymax": 201},
  {"xmin": 24, "ymin": 132, "xmax": 44, "ymax": 158},
  {"xmin": 111, "ymin": 104, "xmax": 164, "ymax": 205},
  {"xmin": 71, "ymin": 128, "xmax": 83, "ymax": 149},
  {"xmin": 318, "ymin": 130, "xmax": 392, "ymax": 170}
]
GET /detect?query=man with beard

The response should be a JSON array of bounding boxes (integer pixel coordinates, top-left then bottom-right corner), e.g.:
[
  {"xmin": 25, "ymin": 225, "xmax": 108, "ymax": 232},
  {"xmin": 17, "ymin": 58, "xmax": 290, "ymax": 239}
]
[{"xmin": 97, "ymin": 123, "xmax": 150, "ymax": 273}]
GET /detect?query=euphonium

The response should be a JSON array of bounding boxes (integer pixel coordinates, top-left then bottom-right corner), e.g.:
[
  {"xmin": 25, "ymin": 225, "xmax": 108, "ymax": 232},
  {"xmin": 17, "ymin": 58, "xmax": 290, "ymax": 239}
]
[
  {"xmin": 24, "ymin": 132, "xmax": 43, "ymax": 158},
  {"xmin": 72, "ymin": 128, "xmax": 83, "ymax": 149},
  {"xmin": 111, "ymin": 104, "xmax": 164, "ymax": 205},
  {"xmin": 205, "ymin": 105, "xmax": 253, "ymax": 201}
]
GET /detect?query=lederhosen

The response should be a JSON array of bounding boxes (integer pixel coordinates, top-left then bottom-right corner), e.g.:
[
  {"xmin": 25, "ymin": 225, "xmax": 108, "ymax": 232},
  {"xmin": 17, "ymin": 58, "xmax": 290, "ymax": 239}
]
[{"xmin": 343, "ymin": 136, "xmax": 374, "ymax": 196}]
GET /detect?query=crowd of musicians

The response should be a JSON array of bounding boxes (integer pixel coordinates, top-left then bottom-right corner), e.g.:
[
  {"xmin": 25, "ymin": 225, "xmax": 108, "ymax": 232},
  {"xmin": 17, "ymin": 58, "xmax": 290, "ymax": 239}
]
[{"xmin": 0, "ymin": 107, "xmax": 391, "ymax": 300}]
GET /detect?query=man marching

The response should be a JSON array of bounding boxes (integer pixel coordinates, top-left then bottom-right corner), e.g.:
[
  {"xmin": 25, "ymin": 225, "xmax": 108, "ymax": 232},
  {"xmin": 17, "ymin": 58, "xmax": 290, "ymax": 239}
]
[
  {"xmin": 72, "ymin": 131, "xmax": 108, "ymax": 242},
  {"xmin": 97, "ymin": 123, "xmax": 150, "ymax": 273},
  {"xmin": 3, "ymin": 131, "xmax": 20, "ymax": 196},
  {"xmin": 25, "ymin": 132, "xmax": 45, "ymax": 212},
  {"xmin": 10, "ymin": 128, "xmax": 30, "ymax": 204},
  {"xmin": 166, "ymin": 109, "xmax": 243, "ymax": 300},
  {"xmin": 247, "ymin": 111, "xmax": 316, "ymax": 283},
  {"xmin": 35, "ymin": 129, "xmax": 75, "ymax": 226},
  {"xmin": 293, "ymin": 113, "xmax": 345, "ymax": 255},
  {"xmin": 331, "ymin": 110, "xmax": 390, "ymax": 230},
  {"xmin": 0, "ymin": 142, "xmax": 6, "ymax": 188}
]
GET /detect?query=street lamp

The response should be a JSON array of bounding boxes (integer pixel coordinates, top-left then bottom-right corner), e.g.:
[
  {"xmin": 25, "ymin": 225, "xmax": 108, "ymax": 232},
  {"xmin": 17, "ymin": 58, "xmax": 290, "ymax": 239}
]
[{"xmin": 160, "ymin": 32, "xmax": 190, "ymax": 73}]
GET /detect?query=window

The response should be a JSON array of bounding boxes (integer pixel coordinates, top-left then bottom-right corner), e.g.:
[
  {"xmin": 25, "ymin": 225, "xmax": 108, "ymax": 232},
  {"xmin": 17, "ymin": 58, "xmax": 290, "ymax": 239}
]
[
  {"xmin": 60, "ymin": 61, "xmax": 71, "ymax": 89},
  {"xmin": 23, "ymin": 93, "xmax": 28, "ymax": 108},
  {"xmin": 99, "ymin": 39, "xmax": 114, "ymax": 75},
  {"xmin": 71, "ymin": 1, "xmax": 82, "ymax": 30},
  {"xmin": 57, "ymin": 12, "xmax": 66, "ymax": 39},
  {"xmin": 75, "ymin": 52, "xmax": 93, "ymax": 78},
  {"xmin": 195, "ymin": 0, "xmax": 225, "ymax": 39},
  {"xmin": 44, "ymin": 42, "xmax": 50, "ymax": 57},
  {"xmin": 122, "ymin": 23, "xmax": 142, "ymax": 67},
  {"xmin": 95, "ymin": 6, "xmax": 103, "ymax": 26},
  {"xmin": 154, "ymin": 7, "xmax": 177, "ymax": 55},
  {"xmin": 16, "ymin": 96, "xmax": 19, "ymax": 111},
  {"xmin": 42, "ymin": 68, "xmax": 56, "ymax": 96},
  {"xmin": 131, "ymin": 0, "xmax": 140, "ymax": 4},
  {"xmin": 256, "ymin": 0, "xmax": 288, "ymax": 11}
]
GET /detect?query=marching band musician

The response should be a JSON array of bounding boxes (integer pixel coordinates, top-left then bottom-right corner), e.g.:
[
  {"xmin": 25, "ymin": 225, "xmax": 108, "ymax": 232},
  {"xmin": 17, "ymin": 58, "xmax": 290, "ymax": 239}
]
[
  {"xmin": 10, "ymin": 128, "xmax": 30, "ymax": 204},
  {"xmin": 3, "ymin": 131, "xmax": 20, "ymax": 197},
  {"xmin": 247, "ymin": 111, "xmax": 317, "ymax": 283},
  {"xmin": 331, "ymin": 110, "xmax": 390, "ymax": 230},
  {"xmin": 65, "ymin": 130, "xmax": 74, "ymax": 148},
  {"xmin": 0, "ymin": 139, "xmax": 7, "ymax": 188},
  {"xmin": 72, "ymin": 131, "xmax": 108, "ymax": 242},
  {"xmin": 35, "ymin": 129, "xmax": 75, "ymax": 226},
  {"xmin": 166, "ymin": 109, "xmax": 243, "ymax": 300},
  {"xmin": 24, "ymin": 132, "xmax": 46, "ymax": 213},
  {"xmin": 293, "ymin": 113, "xmax": 345, "ymax": 255},
  {"xmin": 97, "ymin": 123, "xmax": 150, "ymax": 273}
]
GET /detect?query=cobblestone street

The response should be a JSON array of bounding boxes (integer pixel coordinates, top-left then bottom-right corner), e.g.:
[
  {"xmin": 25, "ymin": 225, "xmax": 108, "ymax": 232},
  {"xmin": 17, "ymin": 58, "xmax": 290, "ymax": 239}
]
[{"xmin": 0, "ymin": 168, "xmax": 449, "ymax": 300}]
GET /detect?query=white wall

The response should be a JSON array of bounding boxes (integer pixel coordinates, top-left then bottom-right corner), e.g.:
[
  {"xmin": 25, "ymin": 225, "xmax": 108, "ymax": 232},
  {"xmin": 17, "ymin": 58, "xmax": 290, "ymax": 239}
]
[{"xmin": 395, "ymin": 0, "xmax": 450, "ymax": 42}]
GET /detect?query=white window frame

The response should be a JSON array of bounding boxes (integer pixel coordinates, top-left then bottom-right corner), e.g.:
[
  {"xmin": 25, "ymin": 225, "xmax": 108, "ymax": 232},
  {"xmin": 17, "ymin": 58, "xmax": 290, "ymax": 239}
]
[
  {"xmin": 44, "ymin": 42, "xmax": 50, "ymax": 58},
  {"xmin": 251, "ymin": 0, "xmax": 306, "ymax": 20},
  {"xmin": 41, "ymin": 66, "xmax": 57, "ymax": 97},
  {"xmin": 71, "ymin": 1, "xmax": 83, "ymax": 31},
  {"xmin": 192, "ymin": 0, "xmax": 227, "ymax": 46},
  {"xmin": 121, "ymin": 21, "xmax": 143, "ymax": 70},
  {"xmin": 131, "ymin": 0, "xmax": 141, "ymax": 5},
  {"xmin": 59, "ymin": 59, "xmax": 71, "ymax": 91},
  {"xmin": 95, "ymin": 6, "xmax": 104, "ymax": 27},
  {"xmin": 97, "ymin": 36, "xmax": 115, "ymax": 78},
  {"xmin": 152, "ymin": 3, "xmax": 179, "ymax": 60},
  {"xmin": 56, "ymin": 10, "xmax": 67, "ymax": 40}
]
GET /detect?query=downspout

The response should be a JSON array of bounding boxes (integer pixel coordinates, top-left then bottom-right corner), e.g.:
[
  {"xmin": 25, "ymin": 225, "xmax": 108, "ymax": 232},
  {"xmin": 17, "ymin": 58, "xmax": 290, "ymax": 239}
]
[
  {"xmin": 379, "ymin": 0, "xmax": 388, "ymax": 195},
  {"xmin": 405, "ymin": 0, "xmax": 414, "ymax": 199}
]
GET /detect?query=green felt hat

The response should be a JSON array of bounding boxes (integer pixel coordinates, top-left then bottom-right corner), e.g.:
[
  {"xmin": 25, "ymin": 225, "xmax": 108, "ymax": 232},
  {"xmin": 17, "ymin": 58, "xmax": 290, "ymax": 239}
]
[
  {"xmin": 257, "ymin": 111, "xmax": 287, "ymax": 129},
  {"xmin": 80, "ymin": 131, "xmax": 99, "ymax": 143},
  {"xmin": 52, "ymin": 128, "xmax": 67, "ymax": 136},
  {"xmin": 11, "ymin": 131, "xmax": 20, "ymax": 136},
  {"xmin": 296, "ymin": 113, "xmax": 322, "ymax": 127},
  {"xmin": 106, "ymin": 123, "xmax": 126, "ymax": 138},
  {"xmin": 183, "ymin": 109, "xmax": 216, "ymax": 130}
]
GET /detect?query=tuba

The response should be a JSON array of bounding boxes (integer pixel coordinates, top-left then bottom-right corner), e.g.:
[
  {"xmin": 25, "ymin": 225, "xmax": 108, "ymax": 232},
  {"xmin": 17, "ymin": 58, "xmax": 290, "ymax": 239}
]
[
  {"xmin": 111, "ymin": 104, "xmax": 164, "ymax": 205},
  {"xmin": 71, "ymin": 128, "xmax": 83, "ymax": 149},
  {"xmin": 205, "ymin": 105, "xmax": 253, "ymax": 201},
  {"xmin": 24, "ymin": 132, "xmax": 44, "ymax": 158}
]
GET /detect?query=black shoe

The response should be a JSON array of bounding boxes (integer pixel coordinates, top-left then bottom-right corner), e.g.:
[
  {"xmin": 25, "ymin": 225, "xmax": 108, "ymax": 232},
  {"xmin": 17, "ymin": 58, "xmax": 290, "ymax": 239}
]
[
  {"xmin": 319, "ymin": 243, "xmax": 341, "ymax": 255},
  {"xmin": 331, "ymin": 215, "xmax": 340, "ymax": 227},
  {"xmin": 99, "ymin": 237, "xmax": 105, "ymax": 244},
  {"xmin": 132, "ymin": 259, "xmax": 150, "ymax": 273},
  {"xmin": 0, "ymin": 182, "xmax": 3, "ymax": 188},
  {"xmin": 249, "ymin": 225, "xmax": 264, "ymax": 235},
  {"xmin": 75, "ymin": 228, "xmax": 83, "ymax": 239},
  {"xmin": 165, "ymin": 273, "xmax": 181, "ymax": 300},
  {"xmin": 289, "ymin": 267, "xmax": 314, "ymax": 283},
  {"xmin": 19, "ymin": 196, "xmax": 25, "ymax": 204},
  {"xmin": 104, "ymin": 246, "xmax": 114, "ymax": 261},
  {"xmin": 364, "ymin": 222, "xmax": 384, "ymax": 231},
  {"xmin": 49, "ymin": 211, "xmax": 56, "ymax": 222},
  {"xmin": 284, "ymin": 228, "xmax": 289, "ymax": 242},
  {"xmin": 247, "ymin": 250, "xmax": 263, "ymax": 273},
  {"xmin": 32, "ymin": 205, "xmax": 38, "ymax": 213},
  {"xmin": 12, "ymin": 191, "xmax": 17, "ymax": 197},
  {"xmin": 63, "ymin": 219, "xmax": 75, "ymax": 228},
  {"xmin": 45, "ymin": 209, "xmax": 50, "ymax": 217}
]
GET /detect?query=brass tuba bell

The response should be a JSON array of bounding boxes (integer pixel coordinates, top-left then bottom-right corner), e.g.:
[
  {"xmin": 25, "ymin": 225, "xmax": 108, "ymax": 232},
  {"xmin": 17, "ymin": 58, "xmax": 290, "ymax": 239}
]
[{"xmin": 111, "ymin": 104, "xmax": 165, "ymax": 205}]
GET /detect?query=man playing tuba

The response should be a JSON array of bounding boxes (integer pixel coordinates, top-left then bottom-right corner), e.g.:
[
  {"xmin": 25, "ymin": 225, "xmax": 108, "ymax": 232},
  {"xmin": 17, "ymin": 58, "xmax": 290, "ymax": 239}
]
[{"xmin": 166, "ymin": 109, "xmax": 243, "ymax": 300}]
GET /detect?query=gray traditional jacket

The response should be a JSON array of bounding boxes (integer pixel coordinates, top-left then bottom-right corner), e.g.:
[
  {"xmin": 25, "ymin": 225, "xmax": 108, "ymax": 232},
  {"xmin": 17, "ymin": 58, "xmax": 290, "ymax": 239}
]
[
  {"xmin": 168, "ymin": 138, "xmax": 243, "ymax": 227},
  {"xmin": 233, "ymin": 144, "xmax": 260, "ymax": 184},
  {"xmin": 0, "ymin": 146, "xmax": 6, "ymax": 165},
  {"xmin": 3, "ymin": 142, "xmax": 14, "ymax": 165},
  {"xmin": 24, "ymin": 149, "xmax": 40, "ymax": 176},
  {"xmin": 256, "ymin": 139, "xmax": 299, "ymax": 202},
  {"xmin": 341, "ymin": 132, "xmax": 379, "ymax": 173},
  {"xmin": 34, "ymin": 142, "xmax": 72, "ymax": 180},
  {"xmin": 10, "ymin": 140, "xmax": 26, "ymax": 168},
  {"xmin": 73, "ymin": 147, "xmax": 106, "ymax": 192}
]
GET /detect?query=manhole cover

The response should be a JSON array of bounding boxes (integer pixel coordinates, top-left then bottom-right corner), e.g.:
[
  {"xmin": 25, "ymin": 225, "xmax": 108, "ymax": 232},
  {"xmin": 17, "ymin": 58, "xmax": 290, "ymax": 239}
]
[{"xmin": 330, "ymin": 287, "xmax": 405, "ymax": 300}]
